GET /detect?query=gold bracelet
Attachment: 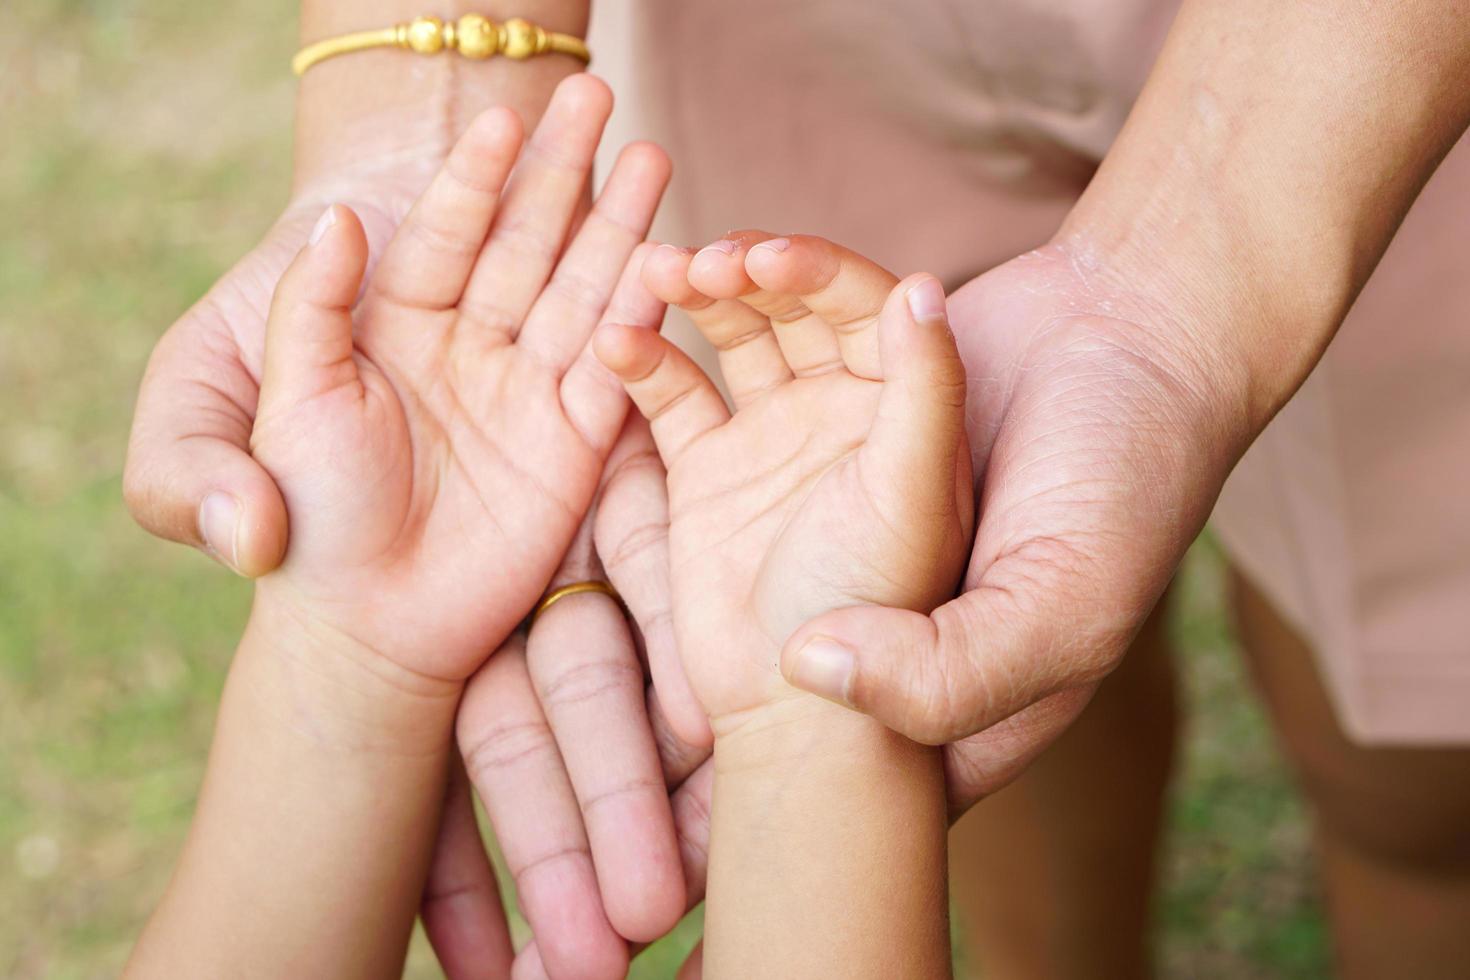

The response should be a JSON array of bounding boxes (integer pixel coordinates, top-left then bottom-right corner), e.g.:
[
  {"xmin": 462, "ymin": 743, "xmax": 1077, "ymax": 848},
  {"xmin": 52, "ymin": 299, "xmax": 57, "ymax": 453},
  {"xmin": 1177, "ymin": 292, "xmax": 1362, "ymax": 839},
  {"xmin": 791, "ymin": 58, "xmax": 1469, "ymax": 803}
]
[
  {"xmin": 532, "ymin": 580, "xmax": 622, "ymax": 623},
  {"xmin": 292, "ymin": 14, "xmax": 590, "ymax": 77}
]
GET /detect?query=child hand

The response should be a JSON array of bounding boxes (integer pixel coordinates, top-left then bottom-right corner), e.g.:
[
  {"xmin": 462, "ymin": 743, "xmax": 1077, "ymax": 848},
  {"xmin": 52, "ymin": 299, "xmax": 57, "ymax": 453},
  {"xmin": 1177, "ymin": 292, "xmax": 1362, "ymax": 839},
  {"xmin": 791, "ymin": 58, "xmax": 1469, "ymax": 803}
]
[
  {"xmin": 248, "ymin": 77, "xmax": 669, "ymax": 683},
  {"xmin": 596, "ymin": 233, "xmax": 973, "ymax": 728}
]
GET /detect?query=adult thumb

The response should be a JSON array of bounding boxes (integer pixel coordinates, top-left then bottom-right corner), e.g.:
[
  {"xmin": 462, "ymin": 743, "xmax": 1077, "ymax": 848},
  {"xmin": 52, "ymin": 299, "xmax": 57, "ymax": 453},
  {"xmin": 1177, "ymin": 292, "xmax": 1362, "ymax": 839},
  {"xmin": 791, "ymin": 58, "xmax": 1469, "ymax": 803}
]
[
  {"xmin": 778, "ymin": 546, "xmax": 1128, "ymax": 745},
  {"xmin": 125, "ymin": 276, "xmax": 290, "ymax": 577}
]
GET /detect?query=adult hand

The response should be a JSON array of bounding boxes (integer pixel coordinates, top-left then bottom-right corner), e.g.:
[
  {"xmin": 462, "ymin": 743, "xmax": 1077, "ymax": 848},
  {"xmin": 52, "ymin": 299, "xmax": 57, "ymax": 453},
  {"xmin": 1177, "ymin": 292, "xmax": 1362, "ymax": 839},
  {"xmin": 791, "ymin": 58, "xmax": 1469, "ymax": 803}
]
[
  {"xmin": 426, "ymin": 415, "xmax": 707, "ymax": 980},
  {"xmin": 770, "ymin": 0, "xmax": 1470, "ymax": 792},
  {"xmin": 775, "ymin": 236, "xmax": 1248, "ymax": 794}
]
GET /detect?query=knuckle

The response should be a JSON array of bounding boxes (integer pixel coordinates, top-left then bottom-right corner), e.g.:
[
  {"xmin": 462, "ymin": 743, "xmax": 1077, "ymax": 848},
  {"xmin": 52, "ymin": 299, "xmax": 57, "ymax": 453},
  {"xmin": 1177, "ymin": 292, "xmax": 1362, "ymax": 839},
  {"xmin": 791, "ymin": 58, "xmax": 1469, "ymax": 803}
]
[
  {"xmin": 546, "ymin": 268, "xmax": 612, "ymax": 315},
  {"xmin": 489, "ymin": 219, "xmax": 561, "ymax": 267},
  {"xmin": 406, "ymin": 215, "xmax": 479, "ymax": 260},
  {"xmin": 461, "ymin": 717, "xmax": 559, "ymax": 780},
  {"xmin": 537, "ymin": 659, "xmax": 642, "ymax": 712}
]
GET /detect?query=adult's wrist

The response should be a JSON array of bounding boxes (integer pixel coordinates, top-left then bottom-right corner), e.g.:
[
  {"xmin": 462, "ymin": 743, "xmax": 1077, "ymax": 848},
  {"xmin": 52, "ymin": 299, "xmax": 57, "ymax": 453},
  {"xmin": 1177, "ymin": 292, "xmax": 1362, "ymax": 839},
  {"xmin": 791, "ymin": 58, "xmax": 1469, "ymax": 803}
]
[
  {"xmin": 1053, "ymin": 0, "xmax": 1470, "ymax": 440},
  {"xmin": 292, "ymin": 0, "xmax": 589, "ymax": 191}
]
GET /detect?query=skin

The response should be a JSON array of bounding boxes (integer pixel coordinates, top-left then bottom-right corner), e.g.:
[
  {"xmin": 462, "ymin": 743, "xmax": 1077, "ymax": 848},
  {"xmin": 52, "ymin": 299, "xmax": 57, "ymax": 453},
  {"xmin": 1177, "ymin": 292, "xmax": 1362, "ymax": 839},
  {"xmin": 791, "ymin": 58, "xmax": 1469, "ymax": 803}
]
[
  {"xmin": 775, "ymin": 0, "xmax": 1470, "ymax": 779},
  {"xmin": 124, "ymin": 4, "xmax": 706, "ymax": 962},
  {"xmin": 126, "ymin": 81, "xmax": 683, "ymax": 977},
  {"xmin": 125, "ymin": 0, "xmax": 1470, "ymax": 974},
  {"xmin": 596, "ymin": 240, "xmax": 969, "ymax": 978}
]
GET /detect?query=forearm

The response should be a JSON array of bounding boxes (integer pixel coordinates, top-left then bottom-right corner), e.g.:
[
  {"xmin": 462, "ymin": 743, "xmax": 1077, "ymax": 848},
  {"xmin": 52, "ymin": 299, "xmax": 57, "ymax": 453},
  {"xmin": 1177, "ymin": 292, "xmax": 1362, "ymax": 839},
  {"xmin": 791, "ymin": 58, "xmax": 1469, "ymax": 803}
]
[
  {"xmin": 127, "ymin": 597, "xmax": 461, "ymax": 979},
  {"xmin": 706, "ymin": 698, "xmax": 950, "ymax": 979},
  {"xmin": 293, "ymin": 0, "xmax": 590, "ymax": 190},
  {"xmin": 1066, "ymin": 0, "xmax": 1470, "ymax": 430}
]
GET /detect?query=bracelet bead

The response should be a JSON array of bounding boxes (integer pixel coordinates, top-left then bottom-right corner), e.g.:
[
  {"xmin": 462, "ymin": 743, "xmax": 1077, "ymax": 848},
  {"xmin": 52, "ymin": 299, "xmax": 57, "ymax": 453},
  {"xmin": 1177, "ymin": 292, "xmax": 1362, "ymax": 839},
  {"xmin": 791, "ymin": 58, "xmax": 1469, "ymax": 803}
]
[
  {"xmin": 456, "ymin": 14, "xmax": 499, "ymax": 59},
  {"xmin": 406, "ymin": 15, "xmax": 446, "ymax": 54},
  {"xmin": 291, "ymin": 12, "xmax": 589, "ymax": 76}
]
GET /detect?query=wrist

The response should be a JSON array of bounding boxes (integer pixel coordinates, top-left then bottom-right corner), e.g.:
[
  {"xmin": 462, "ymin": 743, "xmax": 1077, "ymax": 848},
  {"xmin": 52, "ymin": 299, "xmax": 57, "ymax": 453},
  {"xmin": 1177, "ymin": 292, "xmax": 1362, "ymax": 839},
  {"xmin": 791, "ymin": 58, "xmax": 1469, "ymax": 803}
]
[
  {"xmin": 1048, "ymin": 195, "xmax": 1298, "ymax": 444},
  {"xmin": 241, "ymin": 590, "xmax": 463, "ymax": 755},
  {"xmin": 292, "ymin": 1, "xmax": 588, "ymax": 191},
  {"xmin": 713, "ymin": 694, "xmax": 919, "ymax": 784}
]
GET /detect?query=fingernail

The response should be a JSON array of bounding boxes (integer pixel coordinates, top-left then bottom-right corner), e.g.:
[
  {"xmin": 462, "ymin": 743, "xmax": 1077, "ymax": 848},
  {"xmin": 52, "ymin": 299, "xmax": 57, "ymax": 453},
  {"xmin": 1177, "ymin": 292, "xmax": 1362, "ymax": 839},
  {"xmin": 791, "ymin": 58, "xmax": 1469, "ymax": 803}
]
[
  {"xmin": 697, "ymin": 239, "xmax": 737, "ymax": 257},
  {"xmin": 751, "ymin": 237, "xmax": 790, "ymax": 254},
  {"xmin": 788, "ymin": 639, "xmax": 855, "ymax": 706},
  {"xmin": 309, "ymin": 206, "xmax": 337, "ymax": 246},
  {"xmin": 906, "ymin": 277, "xmax": 947, "ymax": 324},
  {"xmin": 199, "ymin": 491, "xmax": 242, "ymax": 574}
]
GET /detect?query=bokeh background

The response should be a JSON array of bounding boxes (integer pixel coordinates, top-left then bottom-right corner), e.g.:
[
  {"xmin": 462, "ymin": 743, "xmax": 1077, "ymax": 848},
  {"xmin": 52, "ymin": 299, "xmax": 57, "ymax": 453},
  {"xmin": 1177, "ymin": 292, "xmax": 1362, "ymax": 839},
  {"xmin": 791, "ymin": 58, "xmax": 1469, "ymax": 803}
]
[{"xmin": 2, "ymin": 1, "xmax": 1326, "ymax": 977}]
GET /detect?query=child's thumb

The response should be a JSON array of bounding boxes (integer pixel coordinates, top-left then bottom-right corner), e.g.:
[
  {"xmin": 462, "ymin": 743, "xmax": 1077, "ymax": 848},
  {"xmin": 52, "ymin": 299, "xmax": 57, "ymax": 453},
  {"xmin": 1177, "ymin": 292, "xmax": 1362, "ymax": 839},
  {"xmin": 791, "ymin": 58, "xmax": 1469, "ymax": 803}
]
[
  {"xmin": 864, "ymin": 274, "xmax": 969, "ymax": 509},
  {"xmin": 260, "ymin": 205, "xmax": 369, "ymax": 411}
]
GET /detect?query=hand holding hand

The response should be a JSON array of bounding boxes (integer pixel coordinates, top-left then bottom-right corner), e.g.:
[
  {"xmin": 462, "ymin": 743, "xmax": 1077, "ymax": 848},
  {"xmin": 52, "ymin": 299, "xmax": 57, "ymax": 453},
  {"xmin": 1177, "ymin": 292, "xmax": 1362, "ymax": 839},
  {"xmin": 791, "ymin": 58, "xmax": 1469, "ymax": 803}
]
[{"xmin": 598, "ymin": 234, "xmax": 973, "ymax": 726}]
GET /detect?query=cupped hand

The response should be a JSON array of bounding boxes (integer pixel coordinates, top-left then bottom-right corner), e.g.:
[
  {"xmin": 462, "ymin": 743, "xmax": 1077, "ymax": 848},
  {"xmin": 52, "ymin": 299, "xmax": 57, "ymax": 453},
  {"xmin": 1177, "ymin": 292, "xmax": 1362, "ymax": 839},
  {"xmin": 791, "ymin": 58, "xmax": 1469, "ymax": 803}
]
[
  {"xmin": 594, "ymin": 235, "xmax": 973, "ymax": 725},
  {"xmin": 777, "ymin": 233, "xmax": 1253, "ymax": 804}
]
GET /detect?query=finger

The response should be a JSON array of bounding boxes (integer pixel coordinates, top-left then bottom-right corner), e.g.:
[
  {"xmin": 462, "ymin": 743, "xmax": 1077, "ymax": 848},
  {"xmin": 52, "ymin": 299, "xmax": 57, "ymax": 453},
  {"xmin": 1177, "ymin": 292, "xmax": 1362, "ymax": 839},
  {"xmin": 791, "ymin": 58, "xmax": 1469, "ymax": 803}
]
[
  {"xmin": 368, "ymin": 107, "xmax": 524, "ymax": 312},
  {"xmin": 595, "ymin": 414, "xmax": 712, "ymax": 747},
  {"xmin": 505, "ymin": 757, "xmax": 715, "ymax": 979},
  {"xmin": 942, "ymin": 686, "xmax": 1096, "ymax": 818},
  {"xmin": 677, "ymin": 940, "xmax": 705, "ymax": 980},
  {"xmin": 458, "ymin": 642, "xmax": 628, "ymax": 980},
  {"xmin": 526, "ymin": 558, "xmax": 686, "ymax": 942},
  {"xmin": 558, "ymin": 241, "xmax": 667, "ymax": 456},
  {"xmin": 517, "ymin": 141, "xmax": 671, "ymax": 371},
  {"xmin": 744, "ymin": 234, "xmax": 898, "ymax": 380},
  {"xmin": 510, "ymin": 942, "xmax": 551, "ymax": 980},
  {"xmin": 648, "ymin": 683, "xmax": 712, "ymax": 786},
  {"xmin": 593, "ymin": 324, "xmax": 730, "ymax": 468},
  {"xmin": 861, "ymin": 275, "xmax": 970, "ymax": 522},
  {"xmin": 671, "ymin": 760, "xmax": 714, "ymax": 903},
  {"xmin": 460, "ymin": 74, "xmax": 614, "ymax": 335},
  {"xmin": 421, "ymin": 759, "xmax": 515, "ymax": 980},
  {"xmin": 642, "ymin": 243, "xmax": 791, "ymax": 408},
  {"xmin": 125, "ymin": 325, "xmax": 288, "ymax": 575},
  {"xmin": 687, "ymin": 231, "xmax": 844, "ymax": 377},
  {"xmin": 259, "ymin": 205, "xmax": 369, "ymax": 412}
]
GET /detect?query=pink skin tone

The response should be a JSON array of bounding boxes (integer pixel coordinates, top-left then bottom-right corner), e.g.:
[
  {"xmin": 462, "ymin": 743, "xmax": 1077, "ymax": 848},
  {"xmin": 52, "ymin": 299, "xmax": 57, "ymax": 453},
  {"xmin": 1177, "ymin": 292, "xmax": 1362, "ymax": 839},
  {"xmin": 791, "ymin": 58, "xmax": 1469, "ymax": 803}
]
[
  {"xmin": 126, "ymin": 0, "xmax": 1470, "ymax": 973},
  {"xmin": 595, "ymin": 235, "xmax": 967, "ymax": 979},
  {"xmin": 128, "ymin": 76, "xmax": 694, "ymax": 980}
]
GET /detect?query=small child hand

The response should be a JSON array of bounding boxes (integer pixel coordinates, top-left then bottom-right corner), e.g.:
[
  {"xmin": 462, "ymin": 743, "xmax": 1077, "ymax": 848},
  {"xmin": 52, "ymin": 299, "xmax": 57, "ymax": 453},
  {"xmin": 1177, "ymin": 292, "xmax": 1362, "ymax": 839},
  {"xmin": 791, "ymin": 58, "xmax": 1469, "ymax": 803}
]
[
  {"xmin": 247, "ymin": 79, "xmax": 669, "ymax": 683},
  {"xmin": 596, "ymin": 233, "xmax": 973, "ymax": 728}
]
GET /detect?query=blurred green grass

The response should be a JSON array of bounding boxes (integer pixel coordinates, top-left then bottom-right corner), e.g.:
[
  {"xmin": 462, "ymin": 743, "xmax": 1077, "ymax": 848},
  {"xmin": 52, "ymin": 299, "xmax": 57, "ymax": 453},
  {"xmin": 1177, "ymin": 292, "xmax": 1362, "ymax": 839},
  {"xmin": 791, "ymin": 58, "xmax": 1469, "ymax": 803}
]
[{"xmin": 0, "ymin": 2, "xmax": 1325, "ymax": 977}]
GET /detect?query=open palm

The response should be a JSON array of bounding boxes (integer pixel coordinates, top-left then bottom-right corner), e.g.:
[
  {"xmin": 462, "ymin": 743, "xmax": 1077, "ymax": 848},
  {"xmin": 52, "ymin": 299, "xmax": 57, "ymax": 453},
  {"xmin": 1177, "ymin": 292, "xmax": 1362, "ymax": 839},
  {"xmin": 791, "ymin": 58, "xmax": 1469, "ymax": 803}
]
[
  {"xmin": 249, "ymin": 89, "xmax": 670, "ymax": 683},
  {"xmin": 597, "ymin": 237, "xmax": 973, "ymax": 725}
]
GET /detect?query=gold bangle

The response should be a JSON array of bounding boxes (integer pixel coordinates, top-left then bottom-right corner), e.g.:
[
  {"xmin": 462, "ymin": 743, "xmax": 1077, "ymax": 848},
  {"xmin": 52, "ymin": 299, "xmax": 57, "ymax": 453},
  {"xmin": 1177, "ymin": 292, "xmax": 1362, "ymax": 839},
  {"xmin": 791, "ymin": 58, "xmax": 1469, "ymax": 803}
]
[
  {"xmin": 292, "ymin": 14, "xmax": 590, "ymax": 77},
  {"xmin": 532, "ymin": 580, "xmax": 622, "ymax": 622}
]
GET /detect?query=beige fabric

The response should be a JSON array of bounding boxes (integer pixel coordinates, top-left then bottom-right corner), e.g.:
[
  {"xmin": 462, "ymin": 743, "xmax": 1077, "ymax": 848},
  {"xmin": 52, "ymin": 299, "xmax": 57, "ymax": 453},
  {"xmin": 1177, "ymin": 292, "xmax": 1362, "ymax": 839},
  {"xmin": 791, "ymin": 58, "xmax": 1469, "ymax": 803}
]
[{"xmin": 590, "ymin": 0, "xmax": 1470, "ymax": 744}]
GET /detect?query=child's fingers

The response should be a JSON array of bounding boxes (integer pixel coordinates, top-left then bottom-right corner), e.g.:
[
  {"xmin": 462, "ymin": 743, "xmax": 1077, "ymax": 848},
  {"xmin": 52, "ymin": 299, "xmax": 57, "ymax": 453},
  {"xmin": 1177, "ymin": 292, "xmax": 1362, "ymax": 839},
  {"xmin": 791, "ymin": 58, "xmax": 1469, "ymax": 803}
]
[
  {"xmin": 517, "ymin": 141, "xmax": 671, "ymax": 372},
  {"xmin": 744, "ymin": 235, "xmax": 898, "ymax": 381},
  {"xmin": 367, "ymin": 107, "xmax": 523, "ymax": 313},
  {"xmin": 560, "ymin": 242, "xmax": 667, "ymax": 456},
  {"xmin": 260, "ymin": 205, "xmax": 368, "ymax": 411},
  {"xmin": 460, "ymin": 74, "xmax": 614, "ymax": 335},
  {"xmin": 862, "ymin": 275, "xmax": 969, "ymax": 516},
  {"xmin": 688, "ymin": 231, "xmax": 845, "ymax": 377},
  {"xmin": 643, "ymin": 244, "xmax": 792, "ymax": 408},
  {"xmin": 593, "ymin": 324, "xmax": 730, "ymax": 468}
]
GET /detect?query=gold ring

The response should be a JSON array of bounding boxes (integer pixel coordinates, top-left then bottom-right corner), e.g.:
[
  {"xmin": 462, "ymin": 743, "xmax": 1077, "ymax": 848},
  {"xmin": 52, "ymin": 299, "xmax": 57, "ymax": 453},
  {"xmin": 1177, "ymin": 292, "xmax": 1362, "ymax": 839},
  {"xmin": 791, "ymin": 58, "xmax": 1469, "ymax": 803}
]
[{"xmin": 533, "ymin": 581, "xmax": 621, "ymax": 622}]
